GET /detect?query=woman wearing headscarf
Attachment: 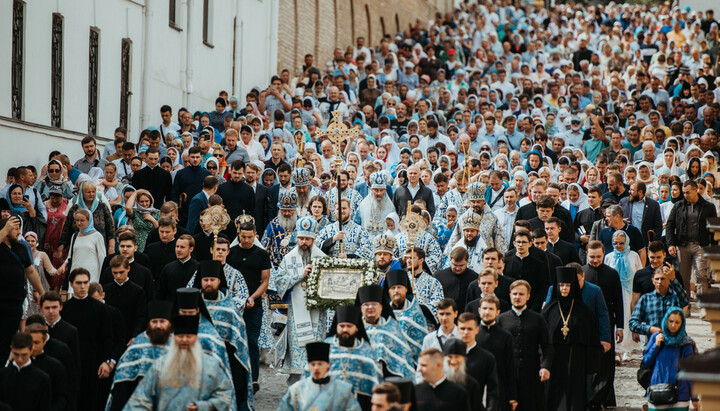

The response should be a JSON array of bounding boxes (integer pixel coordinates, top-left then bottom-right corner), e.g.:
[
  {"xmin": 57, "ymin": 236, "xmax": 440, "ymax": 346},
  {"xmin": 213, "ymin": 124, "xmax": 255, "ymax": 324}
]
[
  {"xmin": 36, "ymin": 159, "xmax": 74, "ymax": 200},
  {"xmin": 604, "ymin": 230, "xmax": 642, "ymax": 362},
  {"xmin": 642, "ymin": 307, "xmax": 697, "ymax": 410},
  {"xmin": 543, "ymin": 266, "xmax": 602, "ymax": 411},
  {"xmin": 524, "ymin": 150, "xmax": 543, "ymax": 173},
  {"xmin": 57, "ymin": 208, "xmax": 107, "ymax": 286},
  {"xmin": 562, "ymin": 183, "xmax": 590, "ymax": 221},
  {"xmin": 124, "ymin": 189, "xmax": 160, "ymax": 252},
  {"xmin": 681, "ymin": 157, "xmax": 702, "ymax": 182},
  {"xmin": 59, "ymin": 180, "xmax": 115, "ymax": 252},
  {"xmin": 384, "ymin": 212, "xmax": 400, "ymax": 236},
  {"xmin": 5, "ymin": 184, "xmax": 47, "ymax": 244}
]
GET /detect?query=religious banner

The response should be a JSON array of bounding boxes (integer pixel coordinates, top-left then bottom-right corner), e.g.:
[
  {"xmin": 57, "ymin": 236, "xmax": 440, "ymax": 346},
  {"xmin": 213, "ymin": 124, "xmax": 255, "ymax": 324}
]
[{"xmin": 305, "ymin": 257, "xmax": 376, "ymax": 310}]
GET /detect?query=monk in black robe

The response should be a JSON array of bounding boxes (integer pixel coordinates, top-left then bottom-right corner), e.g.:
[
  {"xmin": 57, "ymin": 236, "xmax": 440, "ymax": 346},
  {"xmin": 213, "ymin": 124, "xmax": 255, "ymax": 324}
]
[
  {"xmin": 415, "ymin": 348, "xmax": 470, "ymax": 411},
  {"xmin": 542, "ymin": 267, "xmax": 601, "ymax": 411}
]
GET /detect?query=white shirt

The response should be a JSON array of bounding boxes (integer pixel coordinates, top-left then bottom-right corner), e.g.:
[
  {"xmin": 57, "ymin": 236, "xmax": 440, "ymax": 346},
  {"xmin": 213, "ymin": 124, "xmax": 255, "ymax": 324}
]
[
  {"xmin": 239, "ymin": 139, "xmax": 266, "ymax": 163},
  {"xmin": 407, "ymin": 183, "xmax": 421, "ymax": 198}
]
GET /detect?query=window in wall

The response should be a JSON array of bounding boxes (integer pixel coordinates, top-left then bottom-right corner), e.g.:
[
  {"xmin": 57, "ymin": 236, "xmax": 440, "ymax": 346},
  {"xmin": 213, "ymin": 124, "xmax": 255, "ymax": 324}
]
[
  {"xmin": 88, "ymin": 27, "xmax": 100, "ymax": 135},
  {"xmin": 120, "ymin": 38, "xmax": 132, "ymax": 129},
  {"xmin": 202, "ymin": 0, "xmax": 214, "ymax": 46},
  {"xmin": 11, "ymin": 0, "xmax": 25, "ymax": 120},
  {"xmin": 51, "ymin": 13, "xmax": 63, "ymax": 128},
  {"xmin": 169, "ymin": 0, "xmax": 177, "ymax": 27},
  {"xmin": 365, "ymin": 5, "xmax": 371, "ymax": 45}
]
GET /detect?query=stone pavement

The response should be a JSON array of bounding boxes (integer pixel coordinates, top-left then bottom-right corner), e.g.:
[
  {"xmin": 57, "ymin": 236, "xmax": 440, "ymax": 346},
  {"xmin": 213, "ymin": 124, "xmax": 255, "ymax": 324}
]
[{"xmin": 250, "ymin": 304, "xmax": 715, "ymax": 411}]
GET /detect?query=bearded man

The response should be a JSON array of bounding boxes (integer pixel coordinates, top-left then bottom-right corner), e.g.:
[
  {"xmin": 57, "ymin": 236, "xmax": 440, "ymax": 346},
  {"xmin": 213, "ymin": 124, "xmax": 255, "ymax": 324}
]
[
  {"xmin": 197, "ymin": 261, "xmax": 254, "ymax": 411},
  {"xmin": 262, "ymin": 190, "xmax": 299, "ymax": 268},
  {"xmin": 316, "ymin": 198, "xmax": 372, "ymax": 258},
  {"xmin": 324, "ymin": 305, "xmax": 383, "ymax": 408},
  {"xmin": 374, "ymin": 233, "xmax": 402, "ymax": 286},
  {"xmin": 443, "ymin": 338, "xmax": 484, "ymax": 411},
  {"xmin": 106, "ymin": 301, "xmax": 174, "ymax": 411},
  {"xmin": 125, "ymin": 315, "xmax": 234, "ymax": 410},
  {"xmin": 447, "ymin": 211, "xmax": 486, "ymax": 271},
  {"xmin": 446, "ymin": 182, "xmax": 505, "ymax": 254},
  {"xmin": 355, "ymin": 172, "xmax": 395, "ymax": 238},
  {"xmin": 357, "ymin": 285, "xmax": 415, "ymax": 378},
  {"xmin": 395, "ymin": 205, "xmax": 443, "ymax": 272},
  {"xmin": 291, "ymin": 168, "xmax": 321, "ymax": 217},
  {"xmin": 269, "ymin": 217, "xmax": 328, "ymax": 382}
]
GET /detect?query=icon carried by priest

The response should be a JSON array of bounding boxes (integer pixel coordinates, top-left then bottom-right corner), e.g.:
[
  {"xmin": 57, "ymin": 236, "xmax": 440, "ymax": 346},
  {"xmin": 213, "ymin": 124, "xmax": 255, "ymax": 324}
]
[
  {"xmin": 278, "ymin": 342, "xmax": 361, "ymax": 411},
  {"xmin": 124, "ymin": 315, "xmax": 234, "ymax": 410}
]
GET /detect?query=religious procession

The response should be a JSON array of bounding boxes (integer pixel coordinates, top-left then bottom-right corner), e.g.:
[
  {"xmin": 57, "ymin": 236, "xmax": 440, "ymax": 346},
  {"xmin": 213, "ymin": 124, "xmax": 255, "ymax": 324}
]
[{"xmin": 3, "ymin": 0, "xmax": 720, "ymax": 410}]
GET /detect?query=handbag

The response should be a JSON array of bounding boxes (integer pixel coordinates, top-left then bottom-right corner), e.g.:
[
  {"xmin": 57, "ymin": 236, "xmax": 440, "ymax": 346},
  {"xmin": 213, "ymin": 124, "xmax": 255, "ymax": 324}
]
[
  {"xmin": 637, "ymin": 362, "xmax": 653, "ymax": 389},
  {"xmin": 648, "ymin": 383, "xmax": 678, "ymax": 405}
]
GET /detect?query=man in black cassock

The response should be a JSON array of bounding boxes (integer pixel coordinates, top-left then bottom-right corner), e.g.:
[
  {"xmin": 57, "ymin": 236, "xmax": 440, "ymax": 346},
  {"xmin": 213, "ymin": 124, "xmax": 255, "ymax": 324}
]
[
  {"xmin": 99, "ymin": 231, "xmax": 154, "ymax": 299},
  {"xmin": 0, "ymin": 333, "xmax": 51, "ymax": 411},
  {"xmin": 62, "ymin": 269, "xmax": 114, "ymax": 411},
  {"xmin": 156, "ymin": 234, "xmax": 199, "ymax": 301},
  {"xmin": 465, "ymin": 247, "xmax": 513, "ymax": 305},
  {"xmin": 143, "ymin": 217, "xmax": 179, "ymax": 279},
  {"xmin": 497, "ymin": 279, "xmax": 553, "ymax": 411},
  {"xmin": 583, "ymin": 241, "xmax": 624, "ymax": 409},
  {"xmin": 530, "ymin": 228, "xmax": 563, "ymax": 284},
  {"xmin": 433, "ymin": 247, "xmax": 478, "ymax": 310},
  {"xmin": 542, "ymin": 267, "xmax": 601, "ymax": 411},
  {"xmin": 503, "ymin": 229, "xmax": 548, "ymax": 311},
  {"xmin": 464, "ymin": 268, "xmax": 510, "ymax": 317},
  {"xmin": 442, "ymin": 338, "xmax": 484, "ymax": 411},
  {"xmin": 415, "ymin": 348, "xmax": 470, "ymax": 411},
  {"xmin": 26, "ymin": 314, "xmax": 78, "ymax": 411},
  {"xmin": 545, "ymin": 217, "xmax": 581, "ymax": 265},
  {"xmin": 104, "ymin": 255, "xmax": 148, "ymax": 342},
  {"xmin": 477, "ymin": 295, "xmax": 518, "ymax": 411},
  {"xmin": 456, "ymin": 312, "xmax": 499, "ymax": 410},
  {"xmin": 26, "ymin": 323, "xmax": 68, "ymax": 411},
  {"xmin": 40, "ymin": 292, "xmax": 80, "ymax": 378}
]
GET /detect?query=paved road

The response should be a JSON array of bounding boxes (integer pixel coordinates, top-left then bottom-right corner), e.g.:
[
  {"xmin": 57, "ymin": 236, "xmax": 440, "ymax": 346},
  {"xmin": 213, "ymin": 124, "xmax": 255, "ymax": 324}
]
[{"xmin": 251, "ymin": 304, "xmax": 715, "ymax": 411}]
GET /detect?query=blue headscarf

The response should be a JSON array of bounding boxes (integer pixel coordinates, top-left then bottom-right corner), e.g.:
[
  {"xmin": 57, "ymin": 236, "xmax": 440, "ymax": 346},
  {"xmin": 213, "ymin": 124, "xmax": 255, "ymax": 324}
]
[
  {"xmin": 657, "ymin": 184, "xmax": 671, "ymax": 204},
  {"xmin": 661, "ymin": 307, "xmax": 689, "ymax": 347},
  {"xmin": 78, "ymin": 210, "xmax": 97, "ymax": 235},
  {"xmin": 4, "ymin": 184, "xmax": 27, "ymax": 216},
  {"xmin": 524, "ymin": 150, "xmax": 543, "ymax": 173},
  {"xmin": 611, "ymin": 230, "xmax": 633, "ymax": 292},
  {"xmin": 76, "ymin": 180, "xmax": 100, "ymax": 213}
]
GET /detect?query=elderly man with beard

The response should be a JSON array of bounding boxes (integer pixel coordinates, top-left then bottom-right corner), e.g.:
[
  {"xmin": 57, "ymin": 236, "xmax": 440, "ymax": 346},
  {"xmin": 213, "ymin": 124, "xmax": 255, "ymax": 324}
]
[
  {"xmin": 196, "ymin": 260, "xmax": 254, "ymax": 411},
  {"xmin": 291, "ymin": 168, "xmax": 321, "ymax": 217},
  {"xmin": 357, "ymin": 285, "xmax": 415, "ymax": 378},
  {"xmin": 374, "ymin": 233, "xmax": 402, "ymax": 286},
  {"xmin": 280, "ymin": 342, "xmax": 361, "ymax": 411},
  {"xmin": 384, "ymin": 270, "xmax": 430, "ymax": 365},
  {"xmin": 415, "ymin": 348, "xmax": 470, "ymax": 411},
  {"xmin": 355, "ymin": 172, "xmax": 396, "ymax": 238},
  {"xmin": 270, "ymin": 217, "xmax": 328, "ymax": 383},
  {"xmin": 317, "ymin": 198, "xmax": 372, "ymax": 258},
  {"xmin": 446, "ymin": 212, "xmax": 486, "ymax": 272},
  {"xmin": 106, "ymin": 301, "xmax": 174, "ymax": 411},
  {"xmin": 327, "ymin": 170, "xmax": 364, "ymax": 222},
  {"xmin": 324, "ymin": 306, "xmax": 383, "ymax": 408},
  {"xmin": 125, "ymin": 315, "xmax": 233, "ymax": 410},
  {"xmin": 261, "ymin": 190, "xmax": 299, "ymax": 268},
  {"xmin": 442, "ymin": 338, "xmax": 483, "ymax": 410},
  {"xmin": 446, "ymin": 182, "xmax": 505, "ymax": 255}
]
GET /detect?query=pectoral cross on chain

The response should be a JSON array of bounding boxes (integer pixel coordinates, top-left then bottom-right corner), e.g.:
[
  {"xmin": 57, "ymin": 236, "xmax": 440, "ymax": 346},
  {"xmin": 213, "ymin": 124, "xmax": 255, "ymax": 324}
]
[{"xmin": 561, "ymin": 323, "xmax": 570, "ymax": 338}]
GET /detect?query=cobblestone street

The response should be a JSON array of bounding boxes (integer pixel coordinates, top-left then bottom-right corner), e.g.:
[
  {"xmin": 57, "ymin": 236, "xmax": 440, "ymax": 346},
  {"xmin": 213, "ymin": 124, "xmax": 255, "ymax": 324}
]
[{"xmin": 251, "ymin": 304, "xmax": 714, "ymax": 411}]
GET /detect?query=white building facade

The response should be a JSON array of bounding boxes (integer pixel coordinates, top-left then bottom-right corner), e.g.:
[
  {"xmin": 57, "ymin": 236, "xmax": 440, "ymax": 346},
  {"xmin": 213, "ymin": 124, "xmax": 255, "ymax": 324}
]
[{"xmin": 0, "ymin": 0, "xmax": 278, "ymax": 169}]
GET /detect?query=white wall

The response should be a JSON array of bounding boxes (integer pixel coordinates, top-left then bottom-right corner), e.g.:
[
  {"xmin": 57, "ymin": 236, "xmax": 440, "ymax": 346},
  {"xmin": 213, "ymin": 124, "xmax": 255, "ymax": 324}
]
[{"xmin": 0, "ymin": 0, "xmax": 277, "ymax": 171}]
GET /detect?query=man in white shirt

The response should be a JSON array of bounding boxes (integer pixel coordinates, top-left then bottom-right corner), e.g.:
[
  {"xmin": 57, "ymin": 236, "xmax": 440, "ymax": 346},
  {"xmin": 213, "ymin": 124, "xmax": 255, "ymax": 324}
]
[
  {"xmin": 494, "ymin": 188, "xmax": 518, "ymax": 252},
  {"xmin": 420, "ymin": 299, "xmax": 460, "ymax": 352}
]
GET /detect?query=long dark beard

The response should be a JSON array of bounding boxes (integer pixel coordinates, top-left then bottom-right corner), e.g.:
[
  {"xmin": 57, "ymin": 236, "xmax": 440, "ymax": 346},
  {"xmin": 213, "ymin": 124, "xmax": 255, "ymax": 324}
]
[
  {"xmin": 202, "ymin": 289, "xmax": 219, "ymax": 300},
  {"xmin": 464, "ymin": 237, "xmax": 478, "ymax": 247},
  {"xmin": 338, "ymin": 333, "xmax": 356, "ymax": 347},
  {"xmin": 298, "ymin": 246, "xmax": 311, "ymax": 264},
  {"xmin": 147, "ymin": 327, "xmax": 172, "ymax": 345}
]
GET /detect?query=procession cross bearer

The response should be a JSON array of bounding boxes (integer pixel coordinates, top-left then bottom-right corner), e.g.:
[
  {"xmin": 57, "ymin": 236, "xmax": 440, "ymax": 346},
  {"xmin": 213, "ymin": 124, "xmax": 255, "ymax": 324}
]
[
  {"xmin": 315, "ymin": 110, "xmax": 361, "ymax": 254},
  {"xmin": 270, "ymin": 216, "xmax": 328, "ymax": 382}
]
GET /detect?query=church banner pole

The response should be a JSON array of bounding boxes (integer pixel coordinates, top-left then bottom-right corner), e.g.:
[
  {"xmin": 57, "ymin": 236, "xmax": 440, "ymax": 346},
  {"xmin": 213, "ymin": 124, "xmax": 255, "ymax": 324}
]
[{"xmin": 337, "ymin": 163, "xmax": 344, "ymax": 255}]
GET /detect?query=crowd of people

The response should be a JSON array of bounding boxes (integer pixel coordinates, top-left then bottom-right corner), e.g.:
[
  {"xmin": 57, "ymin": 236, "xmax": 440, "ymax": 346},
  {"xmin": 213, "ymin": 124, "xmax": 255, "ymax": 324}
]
[{"xmin": 2, "ymin": 0, "xmax": 720, "ymax": 410}]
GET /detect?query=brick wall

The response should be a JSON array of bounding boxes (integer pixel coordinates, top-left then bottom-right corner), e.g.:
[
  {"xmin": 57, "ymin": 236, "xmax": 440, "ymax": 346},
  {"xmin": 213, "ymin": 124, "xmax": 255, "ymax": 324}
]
[{"xmin": 276, "ymin": 0, "xmax": 448, "ymax": 77}]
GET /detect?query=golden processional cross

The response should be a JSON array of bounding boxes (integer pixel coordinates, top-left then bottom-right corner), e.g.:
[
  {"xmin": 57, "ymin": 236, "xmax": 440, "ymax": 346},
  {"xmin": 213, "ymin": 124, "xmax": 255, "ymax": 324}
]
[{"xmin": 314, "ymin": 110, "xmax": 362, "ymax": 253}]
